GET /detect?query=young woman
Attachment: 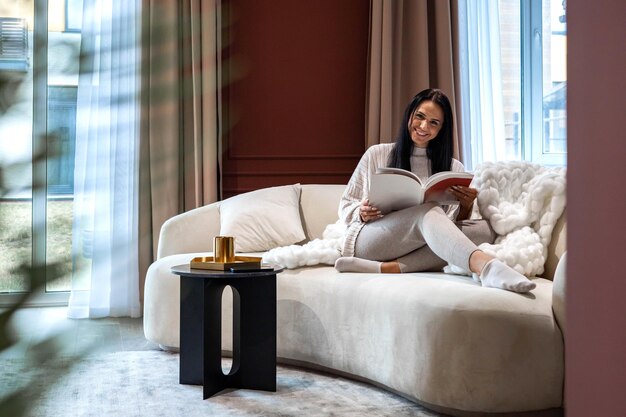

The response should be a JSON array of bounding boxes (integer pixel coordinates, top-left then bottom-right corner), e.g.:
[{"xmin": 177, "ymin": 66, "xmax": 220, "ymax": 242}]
[{"xmin": 335, "ymin": 88, "xmax": 535, "ymax": 293}]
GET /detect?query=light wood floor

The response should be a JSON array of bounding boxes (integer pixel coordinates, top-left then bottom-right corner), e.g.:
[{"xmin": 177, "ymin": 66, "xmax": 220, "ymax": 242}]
[{"xmin": 1, "ymin": 307, "xmax": 160, "ymax": 359}]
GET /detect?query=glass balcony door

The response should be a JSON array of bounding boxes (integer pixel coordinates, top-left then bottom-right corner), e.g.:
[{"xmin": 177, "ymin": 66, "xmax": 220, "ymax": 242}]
[{"xmin": 0, "ymin": 0, "xmax": 81, "ymax": 305}]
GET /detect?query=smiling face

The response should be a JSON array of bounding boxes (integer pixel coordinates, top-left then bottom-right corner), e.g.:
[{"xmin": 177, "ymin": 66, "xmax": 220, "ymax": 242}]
[{"xmin": 407, "ymin": 100, "xmax": 444, "ymax": 148}]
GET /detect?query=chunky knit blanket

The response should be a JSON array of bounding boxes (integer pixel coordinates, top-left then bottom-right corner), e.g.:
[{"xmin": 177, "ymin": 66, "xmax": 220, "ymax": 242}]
[
  {"xmin": 448, "ymin": 160, "xmax": 566, "ymax": 277},
  {"xmin": 262, "ymin": 221, "xmax": 346, "ymax": 269},
  {"xmin": 263, "ymin": 161, "xmax": 566, "ymax": 277}
]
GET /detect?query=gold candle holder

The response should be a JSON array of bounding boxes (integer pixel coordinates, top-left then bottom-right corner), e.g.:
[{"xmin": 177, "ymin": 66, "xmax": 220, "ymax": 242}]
[{"xmin": 213, "ymin": 236, "xmax": 235, "ymax": 263}]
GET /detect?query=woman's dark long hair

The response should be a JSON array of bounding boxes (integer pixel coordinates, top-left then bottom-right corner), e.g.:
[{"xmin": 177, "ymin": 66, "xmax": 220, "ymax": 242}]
[{"xmin": 387, "ymin": 88, "xmax": 454, "ymax": 175}]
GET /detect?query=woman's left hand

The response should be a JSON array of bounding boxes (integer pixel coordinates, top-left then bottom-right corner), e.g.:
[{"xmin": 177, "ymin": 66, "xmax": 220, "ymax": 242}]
[{"xmin": 449, "ymin": 185, "xmax": 478, "ymax": 211}]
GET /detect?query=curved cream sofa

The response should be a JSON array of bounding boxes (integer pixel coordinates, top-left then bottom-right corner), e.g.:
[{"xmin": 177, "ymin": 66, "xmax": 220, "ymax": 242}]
[{"xmin": 144, "ymin": 184, "xmax": 566, "ymax": 416}]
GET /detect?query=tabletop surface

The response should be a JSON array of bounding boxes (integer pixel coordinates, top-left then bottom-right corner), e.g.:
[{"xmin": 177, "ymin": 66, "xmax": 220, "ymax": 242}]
[{"xmin": 171, "ymin": 264, "xmax": 284, "ymax": 278}]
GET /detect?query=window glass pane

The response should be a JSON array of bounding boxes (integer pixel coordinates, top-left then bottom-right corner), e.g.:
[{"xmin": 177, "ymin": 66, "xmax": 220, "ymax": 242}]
[
  {"xmin": 46, "ymin": 1, "xmax": 81, "ymax": 292},
  {"xmin": 542, "ymin": 0, "xmax": 567, "ymax": 155},
  {"xmin": 499, "ymin": 0, "xmax": 522, "ymax": 160},
  {"xmin": 66, "ymin": 0, "xmax": 83, "ymax": 31},
  {"xmin": 0, "ymin": 4, "xmax": 34, "ymax": 293}
]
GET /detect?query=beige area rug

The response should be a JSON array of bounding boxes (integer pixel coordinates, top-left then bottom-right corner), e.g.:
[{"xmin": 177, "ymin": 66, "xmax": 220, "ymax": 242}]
[{"xmin": 1, "ymin": 350, "xmax": 442, "ymax": 417}]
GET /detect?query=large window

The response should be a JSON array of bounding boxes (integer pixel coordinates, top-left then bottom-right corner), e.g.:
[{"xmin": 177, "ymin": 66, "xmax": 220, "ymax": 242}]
[
  {"xmin": 0, "ymin": 1, "xmax": 81, "ymax": 304},
  {"xmin": 458, "ymin": 0, "xmax": 567, "ymax": 168},
  {"xmin": 502, "ymin": 0, "xmax": 566, "ymax": 165}
]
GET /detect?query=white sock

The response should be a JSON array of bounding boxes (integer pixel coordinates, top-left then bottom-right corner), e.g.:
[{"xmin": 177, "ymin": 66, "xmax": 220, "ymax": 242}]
[
  {"xmin": 479, "ymin": 259, "xmax": 536, "ymax": 293},
  {"xmin": 334, "ymin": 257, "xmax": 382, "ymax": 273}
]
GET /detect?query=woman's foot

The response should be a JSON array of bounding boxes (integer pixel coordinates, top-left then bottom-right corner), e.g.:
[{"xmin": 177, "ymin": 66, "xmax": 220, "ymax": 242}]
[
  {"xmin": 334, "ymin": 257, "xmax": 401, "ymax": 273},
  {"xmin": 334, "ymin": 257, "xmax": 381, "ymax": 273},
  {"xmin": 479, "ymin": 259, "xmax": 536, "ymax": 293}
]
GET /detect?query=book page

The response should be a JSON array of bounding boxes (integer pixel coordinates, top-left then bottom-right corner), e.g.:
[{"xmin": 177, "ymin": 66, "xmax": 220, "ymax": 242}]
[
  {"xmin": 423, "ymin": 172, "xmax": 473, "ymax": 204},
  {"xmin": 375, "ymin": 167, "xmax": 423, "ymax": 185},
  {"xmin": 423, "ymin": 171, "xmax": 473, "ymax": 188},
  {"xmin": 369, "ymin": 173, "xmax": 424, "ymax": 214}
]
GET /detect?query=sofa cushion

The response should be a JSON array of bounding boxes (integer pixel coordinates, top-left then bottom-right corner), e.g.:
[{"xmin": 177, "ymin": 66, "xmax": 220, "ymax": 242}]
[
  {"xmin": 219, "ymin": 184, "xmax": 306, "ymax": 252},
  {"xmin": 299, "ymin": 184, "xmax": 346, "ymax": 240}
]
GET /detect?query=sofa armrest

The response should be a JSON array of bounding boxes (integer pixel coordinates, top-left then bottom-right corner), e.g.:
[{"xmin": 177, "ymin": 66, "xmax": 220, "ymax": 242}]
[
  {"xmin": 552, "ymin": 251, "xmax": 567, "ymax": 337},
  {"xmin": 156, "ymin": 202, "xmax": 221, "ymax": 259}
]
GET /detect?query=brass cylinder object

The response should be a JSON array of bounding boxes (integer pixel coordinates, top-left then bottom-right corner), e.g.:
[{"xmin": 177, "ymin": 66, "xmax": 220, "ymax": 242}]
[{"xmin": 213, "ymin": 236, "xmax": 235, "ymax": 263}]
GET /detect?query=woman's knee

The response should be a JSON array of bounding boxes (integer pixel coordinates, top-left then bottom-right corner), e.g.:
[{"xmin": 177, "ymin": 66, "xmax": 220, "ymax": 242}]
[{"xmin": 417, "ymin": 203, "xmax": 449, "ymax": 230}]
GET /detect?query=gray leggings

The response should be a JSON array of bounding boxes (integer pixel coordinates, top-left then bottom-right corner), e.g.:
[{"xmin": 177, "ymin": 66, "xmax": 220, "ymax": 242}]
[{"xmin": 354, "ymin": 203, "xmax": 496, "ymax": 272}]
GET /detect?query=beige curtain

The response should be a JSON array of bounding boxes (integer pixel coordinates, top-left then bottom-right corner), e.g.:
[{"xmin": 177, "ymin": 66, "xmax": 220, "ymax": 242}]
[
  {"xmin": 138, "ymin": 0, "xmax": 220, "ymax": 301},
  {"xmin": 366, "ymin": 0, "xmax": 461, "ymax": 158}
]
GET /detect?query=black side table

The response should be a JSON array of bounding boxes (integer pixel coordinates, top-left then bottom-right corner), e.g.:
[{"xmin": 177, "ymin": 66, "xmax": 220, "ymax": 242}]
[{"xmin": 170, "ymin": 264, "xmax": 283, "ymax": 399}]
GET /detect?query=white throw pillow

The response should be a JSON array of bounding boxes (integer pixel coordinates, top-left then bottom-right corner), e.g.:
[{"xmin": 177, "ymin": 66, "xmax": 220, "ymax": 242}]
[{"xmin": 219, "ymin": 184, "xmax": 306, "ymax": 252}]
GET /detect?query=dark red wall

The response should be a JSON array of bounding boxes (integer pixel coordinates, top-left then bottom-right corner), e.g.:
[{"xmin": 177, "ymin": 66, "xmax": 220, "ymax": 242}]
[{"xmin": 221, "ymin": 0, "xmax": 370, "ymax": 197}]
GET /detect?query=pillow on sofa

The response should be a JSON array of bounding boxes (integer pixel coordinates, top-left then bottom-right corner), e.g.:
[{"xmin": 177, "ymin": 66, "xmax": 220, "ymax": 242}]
[{"xmin": 219, "ymin": 184, "xmax": 306, "ymax": 252}]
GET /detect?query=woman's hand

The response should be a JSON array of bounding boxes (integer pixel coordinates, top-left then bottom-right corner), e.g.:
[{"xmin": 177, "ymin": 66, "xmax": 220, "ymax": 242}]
[
  {"xmin": 449, "ymin": 186, "xmax": 478, "ymax": 220},
  {"xmin": 450, "ymin": 185, "xmax": 478, "ymax": 209},
  {"xmin": 359, "ymin": 199, "xmax": 383, "ymax": 223}
]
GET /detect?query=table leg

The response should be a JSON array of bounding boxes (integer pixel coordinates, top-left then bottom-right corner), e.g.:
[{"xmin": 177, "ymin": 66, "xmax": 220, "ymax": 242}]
[
  {"xmin": 203, "ymin": 282, "xmax": 228, "ymax": 399},
  {"xmin": 179, "ymin": 276, "xmax": 204, "ymax": 385},
  {"xmin": 228, "ymin": 274, "xmax": 277, "ymax": 392}
]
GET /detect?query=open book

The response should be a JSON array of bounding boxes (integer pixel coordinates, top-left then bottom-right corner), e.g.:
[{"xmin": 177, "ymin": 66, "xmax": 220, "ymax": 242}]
[{"xmin": 368, "ymin": 167, "xmax": 474, "ymax": 213}]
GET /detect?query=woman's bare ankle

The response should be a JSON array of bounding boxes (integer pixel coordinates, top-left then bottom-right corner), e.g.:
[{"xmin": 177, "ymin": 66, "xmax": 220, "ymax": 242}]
[
  {"xmin": 381, "ymin": 260, "xmax": 401, "ymax": 273},
  {"xmin": 469, "ymin": 250, "xmax": 493, "ymax": 275}
]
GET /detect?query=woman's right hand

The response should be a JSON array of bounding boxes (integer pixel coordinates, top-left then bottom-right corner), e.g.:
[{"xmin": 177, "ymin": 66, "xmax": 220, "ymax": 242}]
[{"xmin": 360, "ymin": 199, "xmax": 383, "ymax": 223}]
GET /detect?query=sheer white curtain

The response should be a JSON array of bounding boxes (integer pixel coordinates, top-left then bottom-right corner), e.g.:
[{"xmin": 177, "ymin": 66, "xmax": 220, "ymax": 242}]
[
  {"xmin": 457, "ymin": 0, "xmax": 506, "ymax": 170},
  {"xmin": 68, "ymin": 0, "xmax": 141, "ymax": 318}
]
